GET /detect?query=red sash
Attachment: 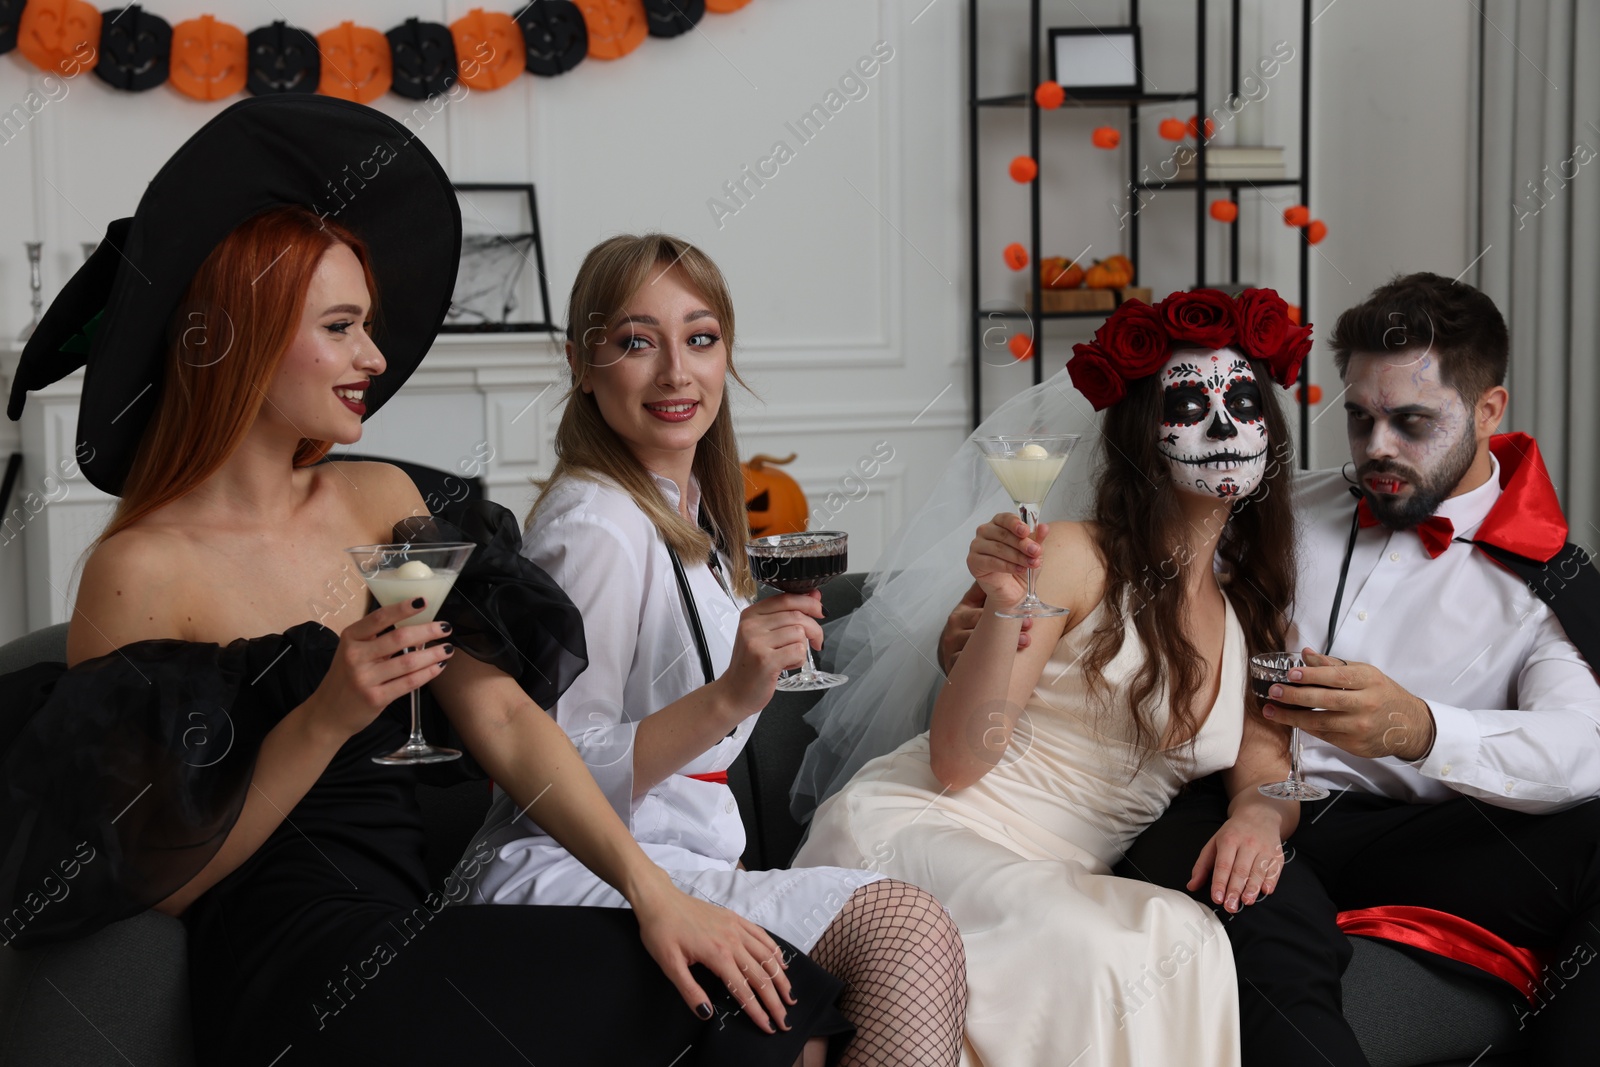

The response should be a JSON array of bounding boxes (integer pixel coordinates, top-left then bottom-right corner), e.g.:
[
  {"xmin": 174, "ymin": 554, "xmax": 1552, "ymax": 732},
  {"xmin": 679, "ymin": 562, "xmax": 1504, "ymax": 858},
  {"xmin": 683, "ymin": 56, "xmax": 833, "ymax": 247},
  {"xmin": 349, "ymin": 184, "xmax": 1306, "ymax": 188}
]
[{"xmin": 1337, "ymin": 905, "xmax": 1547, "ymax": 1002}]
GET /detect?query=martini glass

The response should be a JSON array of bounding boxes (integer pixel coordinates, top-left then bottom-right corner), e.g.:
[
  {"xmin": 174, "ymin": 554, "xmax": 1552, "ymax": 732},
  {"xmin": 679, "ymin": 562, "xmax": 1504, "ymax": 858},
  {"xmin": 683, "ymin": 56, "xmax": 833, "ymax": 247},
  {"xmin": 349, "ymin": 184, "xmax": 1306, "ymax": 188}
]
[
  {"xmin": 1251, "ymin": 652, "xmax": 1331, "ymax": 801},
  {"xmin": 344, "ymin": 541, "xmax": 476, "ymax": 765},
  {"xmin": 747, "ymin": 531, "xmax": 849, "ymax": 691},
  {"xmin": 974, "ymin": 434, "xmax": 1080, "ymax": 618}
]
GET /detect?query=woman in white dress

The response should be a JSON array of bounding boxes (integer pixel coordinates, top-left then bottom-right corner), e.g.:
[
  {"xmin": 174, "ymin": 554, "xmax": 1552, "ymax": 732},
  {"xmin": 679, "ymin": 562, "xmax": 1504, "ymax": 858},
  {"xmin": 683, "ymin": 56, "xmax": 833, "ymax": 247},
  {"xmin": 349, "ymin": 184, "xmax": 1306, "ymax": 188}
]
[
  {"xmin": 794, "ymin": 289, "xmax": 1312, "ymax": 1067},
  {"xmin": 471, "ymin": 234, "xmax": 967, "ymax": 1065}
]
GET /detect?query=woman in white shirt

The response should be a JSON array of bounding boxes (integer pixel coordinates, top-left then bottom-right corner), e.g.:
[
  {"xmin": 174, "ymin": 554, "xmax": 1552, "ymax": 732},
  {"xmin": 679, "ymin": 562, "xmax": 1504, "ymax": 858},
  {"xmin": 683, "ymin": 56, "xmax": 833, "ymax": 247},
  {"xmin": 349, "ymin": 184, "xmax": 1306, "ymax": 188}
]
[{"xmin": 472, "ymin": 234, "xmax": 967, "ymax": 1066}]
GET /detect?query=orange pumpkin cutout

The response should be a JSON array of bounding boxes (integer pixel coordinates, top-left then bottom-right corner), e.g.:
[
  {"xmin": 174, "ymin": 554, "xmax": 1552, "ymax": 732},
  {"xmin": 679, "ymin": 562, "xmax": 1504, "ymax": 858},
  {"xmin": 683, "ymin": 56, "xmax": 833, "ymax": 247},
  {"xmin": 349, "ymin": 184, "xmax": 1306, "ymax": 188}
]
[
  {"xmin": 451, "ymin": 9, "xmax": 526, "ymax": 90},
  {"xmin": 317, "ymin": 22, "xmax": 392, "ymax": 103},
  {"xmin": 18, "ymin": 0, "xmax": 100, "ymax": 78},
  {"xmin": 574, "ymin": 0, "xmax": 647, "ymax": 60},
  {"xmin": 705, "ymin": 0, "xmax": 752, "ymax": 11},
  {"xmin": 743, "ymin": 453, "xmax": 808, "ymax": 537},
  {"xmin": 169, "ymin": 15, "xmax": 248, "ymax": 101}
]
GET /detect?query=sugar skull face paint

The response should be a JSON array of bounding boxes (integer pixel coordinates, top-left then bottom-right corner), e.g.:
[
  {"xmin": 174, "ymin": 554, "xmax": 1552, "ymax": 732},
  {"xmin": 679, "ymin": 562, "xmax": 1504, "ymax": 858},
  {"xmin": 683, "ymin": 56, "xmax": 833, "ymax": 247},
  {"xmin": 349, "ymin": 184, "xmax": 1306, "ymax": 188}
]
[
  {"xmin": 1343, "ymin": 349, "xmax": 1478, "ymax": 529},
  {"xmin": 1157, "ymin": 348, "xmax": 1268, "ymax": 500}
]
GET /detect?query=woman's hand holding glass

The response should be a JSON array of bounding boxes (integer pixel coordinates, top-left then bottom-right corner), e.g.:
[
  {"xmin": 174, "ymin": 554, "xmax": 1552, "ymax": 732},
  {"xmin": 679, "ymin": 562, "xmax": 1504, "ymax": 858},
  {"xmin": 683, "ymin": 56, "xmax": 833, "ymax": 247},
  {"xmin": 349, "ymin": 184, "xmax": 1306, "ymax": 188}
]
[
  {"xmin": 630, "ymin": 873, "xmax": 795, "ymax": 1033},
  {"xmin": 302, "ymin": 598, "xmax": 455, "ymax": 742},
  {"xmin": 714, "ymin": 593, "xmax": 825, "ymax": 718},
  {"xmin": 967, "ymin": 512, "xmax": 1051, "ymax": 608}
]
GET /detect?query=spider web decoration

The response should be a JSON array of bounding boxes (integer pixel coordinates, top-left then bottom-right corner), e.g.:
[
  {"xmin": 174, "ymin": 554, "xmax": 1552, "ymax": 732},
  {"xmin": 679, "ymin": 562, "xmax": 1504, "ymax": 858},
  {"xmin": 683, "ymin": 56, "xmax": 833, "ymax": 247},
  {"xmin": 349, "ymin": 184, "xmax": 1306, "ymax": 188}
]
[{"xmin": 448, "ymin": 231, "xmax": 536, "ymax": 327}]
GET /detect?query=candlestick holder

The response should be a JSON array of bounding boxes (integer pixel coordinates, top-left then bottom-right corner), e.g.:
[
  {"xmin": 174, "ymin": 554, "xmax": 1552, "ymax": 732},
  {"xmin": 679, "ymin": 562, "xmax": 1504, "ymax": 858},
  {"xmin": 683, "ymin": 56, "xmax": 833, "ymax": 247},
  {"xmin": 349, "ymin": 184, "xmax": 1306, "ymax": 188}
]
[{"xmin": 17, "ymin": 242, "xmax": 42, "ymax": 343}]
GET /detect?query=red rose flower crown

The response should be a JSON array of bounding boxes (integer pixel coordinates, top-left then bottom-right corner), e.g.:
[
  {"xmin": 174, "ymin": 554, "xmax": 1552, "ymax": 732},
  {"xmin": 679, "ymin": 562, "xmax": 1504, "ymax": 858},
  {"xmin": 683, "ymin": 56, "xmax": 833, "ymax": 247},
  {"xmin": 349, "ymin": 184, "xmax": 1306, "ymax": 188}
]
[{"xmin": 1066, "ymin": 287, "xmax": 1312, "ymax": 411}]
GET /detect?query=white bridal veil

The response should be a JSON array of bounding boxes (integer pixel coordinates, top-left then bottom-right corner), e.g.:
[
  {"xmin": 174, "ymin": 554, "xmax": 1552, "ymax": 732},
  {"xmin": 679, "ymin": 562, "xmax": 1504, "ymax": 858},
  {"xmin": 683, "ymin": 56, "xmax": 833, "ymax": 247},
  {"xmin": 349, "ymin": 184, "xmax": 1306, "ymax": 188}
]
[{"xmin": 791, "ymin": 366, "xmax": 1103, "ymax": 822}]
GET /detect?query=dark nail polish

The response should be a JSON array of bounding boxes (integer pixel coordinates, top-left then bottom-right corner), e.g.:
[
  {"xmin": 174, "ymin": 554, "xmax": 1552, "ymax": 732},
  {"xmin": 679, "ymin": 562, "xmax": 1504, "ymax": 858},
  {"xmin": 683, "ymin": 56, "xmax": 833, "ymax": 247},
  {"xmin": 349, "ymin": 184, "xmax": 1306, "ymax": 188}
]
[
  {"xmin": 442, "ymin": 644, "xmax": 454, "ymax": 655},
  {"xmin": 439, "ymin": 622, "xmax": 453, "ymax": 634},
  {"xmin": 695, "ymin": 1002, "xmax": 713, "ymax": 1021},
  {"xmin": 411, "ymin": 597, "xmax": 426, "ymax": 609}
]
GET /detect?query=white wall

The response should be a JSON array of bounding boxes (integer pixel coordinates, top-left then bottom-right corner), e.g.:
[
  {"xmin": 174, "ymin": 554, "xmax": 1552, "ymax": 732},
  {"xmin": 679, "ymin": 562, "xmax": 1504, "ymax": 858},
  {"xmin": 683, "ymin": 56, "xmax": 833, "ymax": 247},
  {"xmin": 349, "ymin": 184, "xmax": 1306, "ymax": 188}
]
[
  {"xmin": 0, "ymin": 0, "xmax": 971, "ymax": 645},
  {"xmin": 0, "ymin": 1, "xmax": 1484, "ymax": 646}
]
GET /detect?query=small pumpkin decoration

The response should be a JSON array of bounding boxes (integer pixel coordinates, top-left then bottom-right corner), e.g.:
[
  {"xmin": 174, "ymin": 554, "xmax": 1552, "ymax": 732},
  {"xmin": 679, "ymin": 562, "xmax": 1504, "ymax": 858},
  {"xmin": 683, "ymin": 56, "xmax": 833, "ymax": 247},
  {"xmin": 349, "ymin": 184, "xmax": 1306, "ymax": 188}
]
[
  {"xmin": 517, "ymin": 0, "xmax": 587, "ymax": 76},
  {"xmin": 1158, "ymin": 117, "xmax": 1186, "ymax": 141},
  {"xmin": 0, "ymin": 0, "xmax": 23, "ymax": 56},
  {"xmin": 18, "ymin": 0, "xmax": 100, "ymax": 78},
  {"xmin": 1305, "ymin": 220, "xmax": 1328, "ymax": 245},
  {"xmin": 1039, "ymin": 257, "xmax": 1083, "ymax": 289},
  {"xmin": 743, "ymin": 453, "xmax": 808, "ymax": 537},
  {"xmin": 573, "ymin": 0, "xmax": 648, "ymax": 61},
  {"xmin": 644, "ymin": 0, "xmax": 703, "ymax": 37},
  {"xmin": 1187, "ymin": 115, "xmax": 1215, "ymax": 140},
  {"xmin": 1084, "ymin": 255, "xmax": 1133, "ymax": 290},
  {"xmin": 1008, "ymin": 333, "xmax": 1034, "ymax": 361},
  {"xmin": 450, "ymin": 8, "xmax": 526, "ymax": 90},
  {"xmin": 1034, "ymin": 80, "xmax": 1064, "ymax": 109},
  {"xmin": 246, "ymin": 20, "xmax": 319, "ymax": 95},
  {"xmin": 1209, "ymin": 199, "xmax": 1238, "ymax": 223},
  {"xmin": 316, "ymin": 21, "xmax": 391, "ymax": 103},
  {"xmin": 1008, "ymin": 155, "xmax": 1037, "ymax": 183},
  {"xmin": 386, "ymin": 17, "xmax": 456, "ymax": 99},
  {"xmin": 1003, "ymin": 243, "xmax": 1028, "ymax": 271},
  {"xmin": 1091, "ymin": 126, "xmax": 1120, "ymax": 149},
  {"xmin": 1283, "ymin": 204, "xmax": 1310, "ymax": 227},
  {"xmin": 94, "ymin": 5, "xmax": 171, "ymax": 91},
  {"xmin": 169, "ymin": 15, "xmax": 248, "ymax": 101}
]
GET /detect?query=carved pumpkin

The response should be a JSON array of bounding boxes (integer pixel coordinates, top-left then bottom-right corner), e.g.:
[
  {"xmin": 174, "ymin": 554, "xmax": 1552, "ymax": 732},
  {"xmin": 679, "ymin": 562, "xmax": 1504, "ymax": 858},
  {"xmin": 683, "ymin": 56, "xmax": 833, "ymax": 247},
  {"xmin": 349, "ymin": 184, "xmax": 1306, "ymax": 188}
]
[
  {"xmin": 573, "ymin": 0, "xmax": 647, "ymax": 61},
  {"xmin": 644, "ymin": 0, "xmax": 703, "ymax": 38},
  {"xmin": 517, "ymin": 0, "xmax": 587, "ymax": 77},
  {"xmin": 246, "ymin": 20, "xmax": 319, "ymax": 95},
  {"xmin": 316, "ymin": 22, "xmax": 391, "ymax": 103},
  {"xmin": 705, "ymin": 0, "xmax": 751, "ymax": 10},
  {"xmin": 169, "ymin": 15, "xmax": 247, "ymax": 101},
  {"xmin": 0, "ymin": 0, "xmax": 23, "ymax": 56},
  {"xmin": 386, "ymin": 18, "xmax": 456, "ymax": 100},
  {"xmin": 743, "ymin": 453, "xmax": 808, "ymax": 537},
  {"xmin": 18, "ymin": 0, "xmax": 100, "ymax": 77},
  {"xmin": 94, "ymin": 5, "xmax": 170, "ymax": 91},
  {"xmin": 451, "ymin": 8, "xmax": 526, "ymax": 90}
]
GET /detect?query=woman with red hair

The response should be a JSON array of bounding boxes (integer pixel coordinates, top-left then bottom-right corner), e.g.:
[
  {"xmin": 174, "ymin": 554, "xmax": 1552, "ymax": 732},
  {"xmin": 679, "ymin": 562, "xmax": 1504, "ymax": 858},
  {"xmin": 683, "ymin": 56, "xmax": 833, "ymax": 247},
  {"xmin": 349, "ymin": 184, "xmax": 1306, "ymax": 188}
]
[{"xmin": 1, "ymin": 96, "xmax": 850, "ymax": 1065}]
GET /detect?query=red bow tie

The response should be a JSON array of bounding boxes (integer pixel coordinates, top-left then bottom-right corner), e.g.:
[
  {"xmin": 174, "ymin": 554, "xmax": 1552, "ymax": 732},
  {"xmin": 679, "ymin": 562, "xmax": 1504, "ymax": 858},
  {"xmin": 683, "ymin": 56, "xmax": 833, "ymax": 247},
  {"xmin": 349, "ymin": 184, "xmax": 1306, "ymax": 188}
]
[{"xmin": 1356, "ymin": 497, "xmax": 1456, "ymax": 559}]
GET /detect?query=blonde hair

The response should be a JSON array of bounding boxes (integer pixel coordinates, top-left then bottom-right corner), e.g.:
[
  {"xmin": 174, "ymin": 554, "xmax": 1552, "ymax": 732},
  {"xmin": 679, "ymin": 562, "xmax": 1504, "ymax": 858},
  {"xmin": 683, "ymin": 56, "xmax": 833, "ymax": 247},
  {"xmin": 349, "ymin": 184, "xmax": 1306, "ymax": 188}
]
[{"xmin": 534, "ymin": 234, "xmax": 755, "ymax": 598}]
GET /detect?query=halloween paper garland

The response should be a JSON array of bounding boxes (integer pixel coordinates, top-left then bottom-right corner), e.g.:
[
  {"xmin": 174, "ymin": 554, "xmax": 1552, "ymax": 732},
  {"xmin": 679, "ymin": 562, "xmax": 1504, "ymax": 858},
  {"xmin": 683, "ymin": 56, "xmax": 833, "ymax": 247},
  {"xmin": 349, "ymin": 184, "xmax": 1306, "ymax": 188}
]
[{"xmin": 1, "ymin": 0, "xmax": 756, "ymax": 102}]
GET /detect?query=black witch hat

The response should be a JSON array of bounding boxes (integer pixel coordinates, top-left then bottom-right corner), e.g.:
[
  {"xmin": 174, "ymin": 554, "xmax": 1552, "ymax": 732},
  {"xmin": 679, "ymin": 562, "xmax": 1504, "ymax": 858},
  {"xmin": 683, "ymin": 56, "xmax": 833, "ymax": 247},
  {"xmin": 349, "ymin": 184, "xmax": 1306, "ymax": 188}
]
[{"xmin": 6, "ymin": 94, "xmax": 461, "ymax": 496}]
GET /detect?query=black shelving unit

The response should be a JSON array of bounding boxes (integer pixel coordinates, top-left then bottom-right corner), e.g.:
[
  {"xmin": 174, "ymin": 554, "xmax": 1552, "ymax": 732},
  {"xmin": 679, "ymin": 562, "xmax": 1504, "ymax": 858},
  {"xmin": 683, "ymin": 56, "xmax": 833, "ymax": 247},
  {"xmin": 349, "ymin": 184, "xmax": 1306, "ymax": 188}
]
[{"xmin": 968, "ymin": 0, "xmax": 1315, "ymax": 460}]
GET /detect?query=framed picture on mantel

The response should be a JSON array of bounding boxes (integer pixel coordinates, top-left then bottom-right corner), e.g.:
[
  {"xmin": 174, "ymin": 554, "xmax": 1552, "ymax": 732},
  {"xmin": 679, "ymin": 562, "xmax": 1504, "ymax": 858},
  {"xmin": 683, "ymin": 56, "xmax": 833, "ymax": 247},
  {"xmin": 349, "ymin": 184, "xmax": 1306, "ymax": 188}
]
[
  {"xmin": 1048, "ymin": 27, "xmax": 1143, "ymax": 97},
  {"xmin": 440, "ymin": 183, "xmax": 555, "ymax": 334}
]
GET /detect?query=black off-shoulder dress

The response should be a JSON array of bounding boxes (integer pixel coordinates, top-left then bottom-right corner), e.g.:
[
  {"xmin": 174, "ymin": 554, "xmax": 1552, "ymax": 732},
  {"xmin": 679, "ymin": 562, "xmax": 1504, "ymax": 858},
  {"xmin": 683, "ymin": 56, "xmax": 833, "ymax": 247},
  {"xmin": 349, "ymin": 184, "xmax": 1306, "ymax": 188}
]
[{"xmin": 0, "ymin": 501, "xmax": 849, "ymax": 1066}]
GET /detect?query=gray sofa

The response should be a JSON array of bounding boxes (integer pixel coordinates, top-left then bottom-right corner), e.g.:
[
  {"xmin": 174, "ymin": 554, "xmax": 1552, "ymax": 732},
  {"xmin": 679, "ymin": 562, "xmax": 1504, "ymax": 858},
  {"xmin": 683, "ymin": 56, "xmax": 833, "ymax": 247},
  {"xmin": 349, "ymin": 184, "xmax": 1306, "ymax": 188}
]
[{"xmin": 0, "ymin": 579, "xmax": 1532, "ymax": 1066}]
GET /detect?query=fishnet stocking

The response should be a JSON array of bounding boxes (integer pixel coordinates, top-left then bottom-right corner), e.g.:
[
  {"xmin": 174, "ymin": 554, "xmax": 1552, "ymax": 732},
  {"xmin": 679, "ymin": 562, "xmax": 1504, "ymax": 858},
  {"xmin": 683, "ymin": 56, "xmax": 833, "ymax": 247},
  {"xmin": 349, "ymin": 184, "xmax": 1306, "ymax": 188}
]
[{"xmin": 809, "ymin": 879, "xmax": 967, "ymax": 1066}]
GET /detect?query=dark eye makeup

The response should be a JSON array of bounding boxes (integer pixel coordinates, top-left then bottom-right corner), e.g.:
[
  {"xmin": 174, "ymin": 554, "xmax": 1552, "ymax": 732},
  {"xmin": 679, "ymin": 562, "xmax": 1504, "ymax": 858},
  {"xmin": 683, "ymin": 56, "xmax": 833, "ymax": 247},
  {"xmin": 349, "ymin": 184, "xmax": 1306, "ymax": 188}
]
[{"xmin": 1162, "ymin": 384, "xmax": 1208, "ymax": 425}]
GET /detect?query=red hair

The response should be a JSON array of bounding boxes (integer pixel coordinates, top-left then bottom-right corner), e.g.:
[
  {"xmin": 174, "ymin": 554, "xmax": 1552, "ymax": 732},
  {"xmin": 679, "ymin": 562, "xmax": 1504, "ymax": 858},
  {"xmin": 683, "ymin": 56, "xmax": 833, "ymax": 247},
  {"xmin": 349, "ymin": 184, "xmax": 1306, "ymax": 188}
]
[{"xmin": 99, "ymin": 206, "xmax": 380, "ymax": 545}]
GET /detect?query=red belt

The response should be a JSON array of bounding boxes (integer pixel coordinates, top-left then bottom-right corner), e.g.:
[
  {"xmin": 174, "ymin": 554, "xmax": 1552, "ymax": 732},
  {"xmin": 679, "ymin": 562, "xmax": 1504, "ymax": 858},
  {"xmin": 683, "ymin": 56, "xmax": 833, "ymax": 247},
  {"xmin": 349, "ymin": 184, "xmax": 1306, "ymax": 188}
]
[{"xmin": 683, "ymin": 770, "xmax": 729, "ymax": 785}]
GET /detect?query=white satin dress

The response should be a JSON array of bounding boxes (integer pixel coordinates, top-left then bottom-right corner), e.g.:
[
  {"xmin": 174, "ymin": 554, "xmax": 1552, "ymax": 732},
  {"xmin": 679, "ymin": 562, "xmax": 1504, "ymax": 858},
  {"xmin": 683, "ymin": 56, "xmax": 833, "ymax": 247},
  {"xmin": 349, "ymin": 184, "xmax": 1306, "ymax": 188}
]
[{"xmin": 795, "ymin": 595, "xmax": 1246, "ymax": 1067}]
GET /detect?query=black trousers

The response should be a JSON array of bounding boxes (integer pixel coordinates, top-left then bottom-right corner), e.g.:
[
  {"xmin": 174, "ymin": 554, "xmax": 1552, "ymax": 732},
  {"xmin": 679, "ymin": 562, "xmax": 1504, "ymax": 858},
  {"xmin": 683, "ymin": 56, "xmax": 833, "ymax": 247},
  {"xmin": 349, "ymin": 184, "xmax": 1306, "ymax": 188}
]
[{"xmin": 1114, "ymin": 775, "xmax": 1600, "ymax": 1067}]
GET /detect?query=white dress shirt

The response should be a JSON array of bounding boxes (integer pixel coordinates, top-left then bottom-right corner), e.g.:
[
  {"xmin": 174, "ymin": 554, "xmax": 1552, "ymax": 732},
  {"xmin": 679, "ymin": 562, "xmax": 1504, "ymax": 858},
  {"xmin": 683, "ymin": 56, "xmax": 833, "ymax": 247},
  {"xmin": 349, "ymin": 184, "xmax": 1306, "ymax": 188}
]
[
  {"xmin": 1291, "ymin": 457, "xmax": 1600, "ymax": 813},
  {"xmin": 469, "ymin": 471, "xmax": 879, "ymax": 950}
]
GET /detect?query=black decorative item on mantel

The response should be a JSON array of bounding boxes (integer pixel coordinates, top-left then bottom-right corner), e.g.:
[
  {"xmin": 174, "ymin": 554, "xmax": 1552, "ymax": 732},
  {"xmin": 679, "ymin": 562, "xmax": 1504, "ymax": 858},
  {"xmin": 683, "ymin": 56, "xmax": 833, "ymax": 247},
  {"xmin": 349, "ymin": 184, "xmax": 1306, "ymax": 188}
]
[
  {"xmin": 441, "ymin": 183, "xmax": 555, "ymax": 334},
  {"xmin": 245, "ymin": 20, "xmax": 320, "ymax": 95},
  {"xmin": 516, "ymin": 1, "xmax": 587, "ymax": 76}
]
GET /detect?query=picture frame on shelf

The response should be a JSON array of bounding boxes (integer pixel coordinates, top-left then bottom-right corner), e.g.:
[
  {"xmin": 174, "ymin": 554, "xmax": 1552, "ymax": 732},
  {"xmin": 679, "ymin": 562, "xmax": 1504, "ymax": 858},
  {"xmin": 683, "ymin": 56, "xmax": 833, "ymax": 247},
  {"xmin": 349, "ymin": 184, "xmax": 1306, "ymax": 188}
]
[
  {"xmin": 440, "ymin": 183, "xmax": 555, "ymax": 334},
  {"xmin": 1047, "ymin": 27, "xmax": 1143, "ymax": 97}
]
